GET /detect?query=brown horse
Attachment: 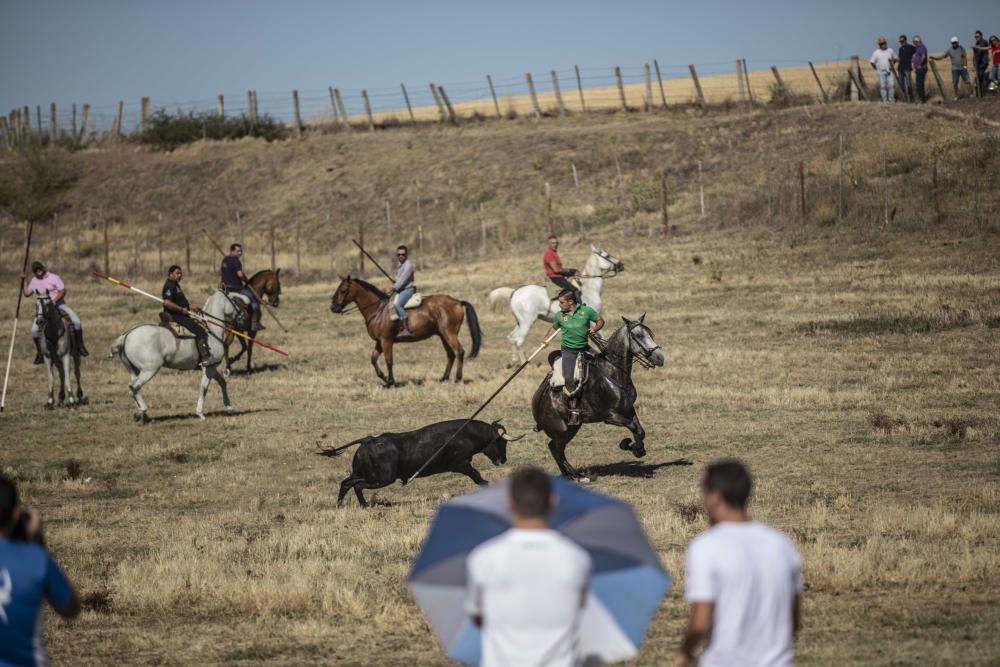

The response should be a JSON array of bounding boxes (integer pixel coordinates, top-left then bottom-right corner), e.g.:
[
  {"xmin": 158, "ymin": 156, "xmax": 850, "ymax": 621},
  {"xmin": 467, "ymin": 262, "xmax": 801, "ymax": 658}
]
[
  {"xmin": 224, "ymin": 269, "xmax": 282, "ymax": 373},
  {"xmin": 330, "ymin": 275, "xmax": 482, "ymax": 386}
]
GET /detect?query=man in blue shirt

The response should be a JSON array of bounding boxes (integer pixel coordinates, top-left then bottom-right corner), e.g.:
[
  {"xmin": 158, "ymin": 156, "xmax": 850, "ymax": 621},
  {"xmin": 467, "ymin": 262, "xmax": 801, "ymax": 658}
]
[
  {"xmin": 220, "ymin": 243, "xmax": 264, "ymax": 331},
  {"xmin": 1, "ymin": 475, "xmax": 80, "ymax": 667},
  {"xmin": 390, "ymin": 245, "xmax": 416, "ymax": 338}
]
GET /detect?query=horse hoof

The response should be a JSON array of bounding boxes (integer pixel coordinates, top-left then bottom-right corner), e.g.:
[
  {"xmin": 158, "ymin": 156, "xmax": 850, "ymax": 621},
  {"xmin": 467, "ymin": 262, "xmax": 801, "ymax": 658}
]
[
  {"xmin": 225, "ymin": 405, "xmax": 233, "ymax": 412},
  {"xmin": 632, "ymin": 447, "xmax": 647, "ymax": 459},
  {"xmin": 197, "ymin": 412, "xmax": 206, "ymax": 420},
  {"xmin": 44, "ymin": 403, "xmax": 54, "ymax": 411},
  {"xmin": 133, "ymin": 411, "xmax": 150, "ymax": 423},
  {"xmin": 578, "ymin": 476, "xmax": 592, "ymax": 484},
  {"xmin": 77, "ymin": 397, "xmax": 89, "ymax": 406}
]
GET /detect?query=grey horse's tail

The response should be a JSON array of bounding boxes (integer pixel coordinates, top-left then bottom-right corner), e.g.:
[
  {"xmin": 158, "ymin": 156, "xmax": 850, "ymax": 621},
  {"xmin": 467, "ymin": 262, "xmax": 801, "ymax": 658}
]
[
  {"xmin": 317, "ymin": 436, "xmax": 370, "ymax": 458},
  {"xmin": 110, "ymin": 330, "xmax": 140, "ymax": 375}
]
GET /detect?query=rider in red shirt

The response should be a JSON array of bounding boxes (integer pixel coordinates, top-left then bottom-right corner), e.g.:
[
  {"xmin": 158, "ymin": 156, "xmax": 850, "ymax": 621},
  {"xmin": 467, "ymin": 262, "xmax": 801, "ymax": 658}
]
[{"xmin": 542, "ymin": 235, "xmax": 579, "ymax": 304}]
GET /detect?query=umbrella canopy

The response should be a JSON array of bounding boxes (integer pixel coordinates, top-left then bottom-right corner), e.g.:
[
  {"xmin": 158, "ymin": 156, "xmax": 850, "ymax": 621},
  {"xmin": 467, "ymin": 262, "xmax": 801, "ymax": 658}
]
[{"xmin": 407, "ymin": 476, "xmax": 670, "ymax": 664}]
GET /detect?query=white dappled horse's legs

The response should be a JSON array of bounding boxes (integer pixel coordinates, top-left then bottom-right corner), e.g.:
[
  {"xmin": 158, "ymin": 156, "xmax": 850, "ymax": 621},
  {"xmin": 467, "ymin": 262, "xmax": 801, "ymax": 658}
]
[
  {"xmin": 44, "ymin": 357, "xmax": 55, "ymax": 407},
  {"xmin": 196, "ymin": 368, "xmax": 211, "ymax": 418},
  {"xmin": 61, "ymin": 354, "xmax": 75, "ymax": 405},
  {"xmin": 129, "ymin": 368, "xmax": 157, "ymax": 415}
]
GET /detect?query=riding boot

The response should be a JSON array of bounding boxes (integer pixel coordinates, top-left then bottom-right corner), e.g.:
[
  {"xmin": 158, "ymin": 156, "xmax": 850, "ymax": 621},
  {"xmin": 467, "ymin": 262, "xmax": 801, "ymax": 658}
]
[
  {"xmin": 196, "ymin": 338, "xmax": 212, "ymax": 367},
  {"xmin": 73, "ymin": 329, "xmax": 89, "ymax": 357},
  {"xmin": 396, "ymin": 319, "xmax": 414, "ymax": 339},
  {"xmin": 33, "ymin": 337, "xmax": 44, "ymax": 365},
  {"xmin": 567, "ymin": 394, "xmax": 581, "ymax": 426},
  {"xmin": 251, "ymin": 310, "xmax": 265, "ymax": 332}
]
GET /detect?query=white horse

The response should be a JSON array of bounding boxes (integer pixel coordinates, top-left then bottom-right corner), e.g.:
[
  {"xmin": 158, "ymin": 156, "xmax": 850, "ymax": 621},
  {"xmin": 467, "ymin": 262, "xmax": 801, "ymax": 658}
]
[
  {"xmin": 110, "ymin": 290, "xmax": 238, "ymax": 423},
  {"xmin": 492, "ymin": 246, "xmax": 624, "ymax": 365},
  {"xmin": 35, "ymin": 296, "xmax": 84, "ymax": 409}
]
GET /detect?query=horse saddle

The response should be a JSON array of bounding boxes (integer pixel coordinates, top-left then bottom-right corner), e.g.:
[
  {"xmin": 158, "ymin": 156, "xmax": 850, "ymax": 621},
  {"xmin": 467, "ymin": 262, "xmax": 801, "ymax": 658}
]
[
  {"xmin": 547, "ymin": 349, "xmax": 592, "ymax": 395},
  {"xmin": 158, "ymin": 312, "xmax": 205, "ymax": 339},
  {"xmin": 388, "ymin": 292, "xmax": 423, "ymax": 320},
  {"xmin": 228, "ymin": 292, "xmax": 251, "ymax": 306}
]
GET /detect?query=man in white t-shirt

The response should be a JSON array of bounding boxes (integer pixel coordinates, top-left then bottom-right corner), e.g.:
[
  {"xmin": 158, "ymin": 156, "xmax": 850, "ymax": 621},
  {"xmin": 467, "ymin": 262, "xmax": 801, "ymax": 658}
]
[
  {"xmin": 465, "ymin": 466, "xmax": 592, "ymax": 667},
  {"xmin": 676, "ymin": 460, "xmax": 803, "ymax": 667},
  {"xmin": 870, "ymin": 36, "xmax": 898, "ymax": 102}
]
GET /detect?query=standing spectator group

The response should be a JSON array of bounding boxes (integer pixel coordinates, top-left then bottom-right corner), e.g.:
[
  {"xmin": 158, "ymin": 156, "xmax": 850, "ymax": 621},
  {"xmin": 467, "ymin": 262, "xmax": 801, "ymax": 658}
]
[{"xmin": 870, "ymin": 31, "xmax": 1000, "ymax": 103}]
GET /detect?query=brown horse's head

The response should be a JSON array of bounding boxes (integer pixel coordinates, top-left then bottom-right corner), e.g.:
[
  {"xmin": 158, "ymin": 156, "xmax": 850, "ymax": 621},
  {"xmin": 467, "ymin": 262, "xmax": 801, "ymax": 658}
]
[
  {"xmin": 330, "ymin": 275, "xmax": 356, "ymax": 313},
  {"xmin": 250, "ymin": 269, "xmax": 282, "ymax": 307}
]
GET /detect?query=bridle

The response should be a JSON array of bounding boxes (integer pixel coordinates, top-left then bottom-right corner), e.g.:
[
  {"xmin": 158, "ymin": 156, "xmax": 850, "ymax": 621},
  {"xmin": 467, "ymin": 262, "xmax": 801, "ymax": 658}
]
[
  {"xmin": 577, "ymin": 248, "xmax": 625, "ymax": 279},
  {"xmin": 626, "ymin": 321, "xmax": 661, "ymax": 370}
]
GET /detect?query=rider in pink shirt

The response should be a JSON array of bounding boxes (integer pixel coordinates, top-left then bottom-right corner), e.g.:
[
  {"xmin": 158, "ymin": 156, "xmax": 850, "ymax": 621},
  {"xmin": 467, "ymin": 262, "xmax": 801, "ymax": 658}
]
[{"xmin": 22, "ymin": 261, "xmax": 89, "ymax": 363}]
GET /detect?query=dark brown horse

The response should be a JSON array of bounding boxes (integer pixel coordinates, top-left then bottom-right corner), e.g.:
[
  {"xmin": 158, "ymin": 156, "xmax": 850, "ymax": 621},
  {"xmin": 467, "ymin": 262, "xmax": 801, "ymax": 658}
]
[
  {"xmin": 532, "ymin": 316, "xmax": 665, "ymax": 479},
  {"xmin": 224, "ymin": 269, "xmax": 282, "ymax": 373},
  {"xmin": 330, "ymin": 275, "xmax": 482, "ymax": 386}
]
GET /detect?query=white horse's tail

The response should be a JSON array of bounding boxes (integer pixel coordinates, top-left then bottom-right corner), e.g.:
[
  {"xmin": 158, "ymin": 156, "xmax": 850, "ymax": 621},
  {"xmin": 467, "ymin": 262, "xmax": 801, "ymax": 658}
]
[
  {"xmin": 488, "ymin": 287, "xmax": 515, "ymax": 311},
  {"xmin": 109, "ymin": 334, "xmax": 126, "ymax": 359}
]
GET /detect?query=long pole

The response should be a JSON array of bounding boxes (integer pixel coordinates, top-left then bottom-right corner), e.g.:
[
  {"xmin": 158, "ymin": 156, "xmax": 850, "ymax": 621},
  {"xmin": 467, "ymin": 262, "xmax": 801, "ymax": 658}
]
[
  {"xmin": 1, "ymin": 222, "xmax": 36, "ymax": 413},
  {"xmin": 406, "ymin": 329, "xmax": 559, "ymax": 483},
  {"xmin": 201, "ymin": 228, "xmax": 287, "ymax": 331},
  {"xmin": 91, "ymin": 271, "xmax": 288, "ymax": 356},
  {"xmin": 352, "ymin": 239, "xmax": 394, "ymax": 284}
]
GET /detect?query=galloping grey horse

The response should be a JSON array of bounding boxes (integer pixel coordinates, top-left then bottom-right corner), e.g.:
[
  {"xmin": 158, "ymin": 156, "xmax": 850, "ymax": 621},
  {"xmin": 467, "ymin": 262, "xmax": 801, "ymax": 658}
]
[
  {"xmin": 36, "ymin": 295, "xmax": 85, "ymax": 409},
  {"xmin": 110, "ymin": 290, "xmax": 237, "ymax": 422}
]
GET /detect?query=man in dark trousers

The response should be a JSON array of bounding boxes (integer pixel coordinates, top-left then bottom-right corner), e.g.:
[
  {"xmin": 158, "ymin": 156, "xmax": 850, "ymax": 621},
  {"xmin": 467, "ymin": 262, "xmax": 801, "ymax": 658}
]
[
  {"xmin": 897, "ymin": 35, "xmax": 916, "ymax": 102},
  {"xmin": 162, "ymin": 265, "xmax": 212, "ymax": 367},
  {"xmin": 549, "ymin": 289, "xmax": 603, "ymax": 426},
  {"xmin": 973, "ymin": 31, "xmax": 990, "ymax": 97},
  {"xmin": 913, "ymin": 36, "xmax": 929, "ymax": 102},
  {"xmin": 542, "ymin": 235, "xmax": 580, "ymax": 304},
  {"xmin": 220, "ymin": 243, "xmax": 263, "ymax": 331}
]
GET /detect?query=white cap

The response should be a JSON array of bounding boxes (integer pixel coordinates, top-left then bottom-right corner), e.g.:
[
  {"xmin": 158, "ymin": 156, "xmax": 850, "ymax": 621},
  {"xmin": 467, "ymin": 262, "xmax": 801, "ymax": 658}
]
[{"xmin": 951, "ymin": 36, "xmax": 959, "ymax": 43}]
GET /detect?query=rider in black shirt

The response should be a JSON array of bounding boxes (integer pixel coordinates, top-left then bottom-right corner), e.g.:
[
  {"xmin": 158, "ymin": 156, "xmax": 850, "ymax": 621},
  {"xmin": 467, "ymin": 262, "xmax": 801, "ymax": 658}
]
[{"xmin": 162, "ymin": 265, "xmax": 212, "ymax": 367}]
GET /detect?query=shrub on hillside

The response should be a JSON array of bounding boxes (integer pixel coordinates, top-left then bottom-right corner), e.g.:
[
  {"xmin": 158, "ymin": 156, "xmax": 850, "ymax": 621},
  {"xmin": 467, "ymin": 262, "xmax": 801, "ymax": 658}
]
[
  {"xmin": 767, "ymin": 82, "xmax": 814, "ymax": 109},
  {"xmin": 629, "ymin": 179, "xmax": 661, "ymax": 213},
  {"xmin": 138, "ymin": 110, "xmax": 287, "ymax": 150}
]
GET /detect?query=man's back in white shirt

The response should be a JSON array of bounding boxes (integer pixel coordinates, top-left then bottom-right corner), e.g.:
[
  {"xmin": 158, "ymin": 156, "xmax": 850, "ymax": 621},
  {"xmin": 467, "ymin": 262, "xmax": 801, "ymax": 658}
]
[
  {"xmin": 685, "ymin": 521, "xmax": 803, "ymax": 667},
  {"xmin": 466, "ymin": 528, "xmax": 591, "ymax": 667}
]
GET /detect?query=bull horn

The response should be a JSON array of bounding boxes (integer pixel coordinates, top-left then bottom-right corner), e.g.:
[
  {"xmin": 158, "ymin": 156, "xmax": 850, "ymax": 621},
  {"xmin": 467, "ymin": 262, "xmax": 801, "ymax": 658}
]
[{"xmin": 501, "ymin": 432, "xmax": 525, "ymax": 442}]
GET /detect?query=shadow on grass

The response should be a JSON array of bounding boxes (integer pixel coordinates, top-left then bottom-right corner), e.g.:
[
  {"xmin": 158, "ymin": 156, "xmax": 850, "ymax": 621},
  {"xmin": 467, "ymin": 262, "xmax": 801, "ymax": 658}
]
[
  {"xmin": 151, "ymin": 408, "xmax": 278, "ymax": 422},
  {"xmin": 226, "ymin": 363, "xmax": 284, "ymax": 376},
  {"xmin": 585, "ymin": 458, "xmax": 694, "ymax": 479}
]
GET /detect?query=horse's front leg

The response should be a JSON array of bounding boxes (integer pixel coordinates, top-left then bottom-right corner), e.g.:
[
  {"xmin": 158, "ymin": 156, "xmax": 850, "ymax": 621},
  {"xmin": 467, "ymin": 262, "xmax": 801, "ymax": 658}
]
[
  {"xmin": 370, "ymin": 341, "xmax": 389, "ymax": 384},
  {"xmin": 61, "ymin": 354, "xmax": 75, "ymax": 406},
  {"xmin": 44, "ymin": 358, "xmax": 55, "ymax": 410},
  {"xmin": 604, "ymin": 410, "xmax": 646, "ymax": 458},
  {"xmin": 383, "ymin": 340, "xmax": 396, "ymax": 387},
  {"xmin": 208, "ymin": 364, "xmax": 231, "ymax": 410},
  {"xmin": 196, "ymin": 368, "xmax": 211, "ymax": 419}
]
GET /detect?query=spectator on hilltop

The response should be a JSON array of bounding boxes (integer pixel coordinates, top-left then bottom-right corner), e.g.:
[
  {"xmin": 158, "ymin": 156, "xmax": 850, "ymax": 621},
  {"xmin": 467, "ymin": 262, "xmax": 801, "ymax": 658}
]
[
  {"xmin": 675, "ymin": 460, "xmax": 803, "ymax": 667},
  {"xmin": 932, "ymin": 37, "xmax": 974, "ymax": 101},
  {"xmin": 913, "ymin": 36, "xmax": 930, "ymax": 102},
  {"xmin": 972, "ymin": 34, "xmax": 999, "ymax": 94},
  {"xmin": 897, "ymin": 35, "xmax": 916, "ymax": 102},
  {"xmin": 870, "ymin": 36, "xmax": 897, "ymax": 102},
  {"xmin": 972, "ymin": 31, "xmax": 990, "ymax": 97},
  {"xmin": 0, "ymin": 474, "xmax": 81, "ymax": 667}
]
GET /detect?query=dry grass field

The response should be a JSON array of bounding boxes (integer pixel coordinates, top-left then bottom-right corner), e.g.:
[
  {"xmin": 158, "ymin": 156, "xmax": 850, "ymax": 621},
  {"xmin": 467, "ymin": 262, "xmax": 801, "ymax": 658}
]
[{"xmin": 1, "ymin": 102, "xmax": 999, "ymax": 665}]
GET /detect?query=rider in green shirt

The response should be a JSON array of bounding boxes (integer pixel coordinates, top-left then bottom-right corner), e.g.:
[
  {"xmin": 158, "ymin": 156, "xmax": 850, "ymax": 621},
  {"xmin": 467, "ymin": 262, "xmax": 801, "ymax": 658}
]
[{"xmin": 550, "ymin": 288, "xmax": 604, "ymax": 425}]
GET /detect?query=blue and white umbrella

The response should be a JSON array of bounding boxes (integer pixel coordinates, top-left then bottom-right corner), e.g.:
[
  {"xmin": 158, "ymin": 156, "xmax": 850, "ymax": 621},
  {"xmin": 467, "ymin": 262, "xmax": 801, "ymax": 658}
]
[{"xmin": 407, "ymin": 476, "xmax": 671, "ymax": 664}]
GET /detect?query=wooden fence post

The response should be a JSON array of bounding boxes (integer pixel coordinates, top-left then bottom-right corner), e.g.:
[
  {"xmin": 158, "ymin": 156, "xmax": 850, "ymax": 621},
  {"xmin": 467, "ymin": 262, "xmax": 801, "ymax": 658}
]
[
  {"xmin": 437, "ymin": 86, "xmax": 458, "ymax": 125},
  {"xmin": 742, "ymin": 59, "xmax": 754, "ymax": 104},
  {"xmin": 644, "ymin": 64, "xmax": 653, "ymax": 111},
  {"xmin": 551, "ymin": 70, "xmax": 566, "ymax": 116},
  {"xmin": 36, "ymin": 106, "xmax": 42, "ymax": 138},
  {"xmin": 889, "ymin": 63, "xmax": 905, "ymax": 100},
  {"xmin": 698, "ymin": 160, "xmax": 706, "ymax": 218},
  {"xmin": 49, "ymin": 103, "xmax": 57, "ymax": 141},
  {"xmin": 252, "ymin": 91, "xmax": 259, "ymax": 123},
  {"xmin": 545, "ymin": 182, "xmax": 553, "ymax": 235},
  {"xmin": 103, "ymin": 214, "xmax": 110, "ymax": 272},
  {"xmin": 361, "ymin": 90, "xmax": 375, "ymax": 131},
  {"xmin": 293, "ymin": 90, "xmax": 304, "ymax": 136},
  {"xmin": 737, "ymin": 60, "xmax": 745, "ymax": 102},
  {"xmin": 112, "ymin": 101, "xmax": 124, "ymax": 138},
  {"xmin": 615, "ymin": 66, "xmax": 628, "ymax": 111},
  {"xmin": 429, "ymin": 83, "xmax": 447, "ymax": 122},
  {"xmin": 770, "ymin": 66, "xmax": 786, "ymax": 93},
  {"xmin": 526, "ymin": 73, "xmax": 542, "ymax": 117},
  {"xmin": 334, "ymin": 89, "xmax": 351, "ymax": 128},
  {"xmin": 400, "ymin": 83, "xmax": 415, "ymax": 123},
  {"xmin": 849, "ymin": 64, "xmax": 870, "ymax": 102},
  {"xmin": 654, "ymin": 60, "xmax": 667, "ymax": 108},
  {"xmin": 141, "ymin": 96, "xmax": 150, "ymax": 132},
  {"xmin": 571, "ymin": 163, "xmax": 584, "ymax": 234},
  {"xmin": 270, "ymin": 223, "xmax": 276, "ymax": 271},
  {"xmin": 574, "ymin": 65, "xmax": 586, "ymax": 112},
  {"xmin": 486, "ymin": 75, "xmax": 501, "ymax": 118},
  {"xmin": 328, "ymin": 87, "xmax": 340, "ymax": 124},
  {"xmin": 928, "ymin": 60, "xmax": 948, "ymax": 103},
  {"xmin": 848, "ymin": 56, "xmax": 861, "ymax": 100},
  {"xmin": 22, "ymin": 106, "xmax": 31, "ymax": 138},
  {"xmin": 217, "ymin": 94, "xmax": 225, "ymax": 118},
  {"xmin": 0, "ymin": 118, "xmax": 9, "ymax": 149},
  {"xmin": 689, "ymin": 65, "xmax": 706, "ymax": 107},
  {"xmin": 246, "ymin": 91, "xmax": 256, "ymax": 125},
  {"xmin": 660, "ymin": 171, "xmax": 669, "ymax": 235},
  {"xmin": 808, "ymin": 62, "xmax": 829, "ymax": 103},
  {"xmin": 70, "ymin": 104, "xmax": 77, "ymax": 140}
]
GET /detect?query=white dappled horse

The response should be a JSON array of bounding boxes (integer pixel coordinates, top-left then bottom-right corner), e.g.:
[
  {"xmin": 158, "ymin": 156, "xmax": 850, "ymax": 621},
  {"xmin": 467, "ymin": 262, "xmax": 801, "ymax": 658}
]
[
  {"xmin": 490, "ymin": 246, "xmax": 624, "ymax": 365},
  {"xmin": 110, "ymin": 290, "xmax": 238, "ymax": 422},
  {"xmin": 35, "ymin": 296, "xmax": 84, "ymax": 409}
]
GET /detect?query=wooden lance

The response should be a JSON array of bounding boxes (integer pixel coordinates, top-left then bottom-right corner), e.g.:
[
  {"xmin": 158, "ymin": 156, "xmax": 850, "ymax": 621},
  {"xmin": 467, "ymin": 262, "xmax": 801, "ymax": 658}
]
[{"xmin": 1, "ymin": 222, "xmax": 35, "ymax": 413}]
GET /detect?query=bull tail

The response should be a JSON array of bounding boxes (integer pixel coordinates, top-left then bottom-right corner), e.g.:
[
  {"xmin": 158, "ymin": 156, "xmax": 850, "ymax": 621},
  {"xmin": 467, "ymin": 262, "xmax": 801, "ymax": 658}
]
[
  {"xmin": 318, "ymin": 436, "xmax": 369, "ymax": 457},
  {"xmin": 461, "ymin": 301, "xmax": 483, "ymax": 358}
]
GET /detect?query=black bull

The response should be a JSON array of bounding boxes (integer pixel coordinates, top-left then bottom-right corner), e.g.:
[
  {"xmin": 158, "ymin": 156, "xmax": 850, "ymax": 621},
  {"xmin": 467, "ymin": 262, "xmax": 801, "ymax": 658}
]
[{"xmin": 320, "ymin": 419, "xmax": 523, "ymax": 507}]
